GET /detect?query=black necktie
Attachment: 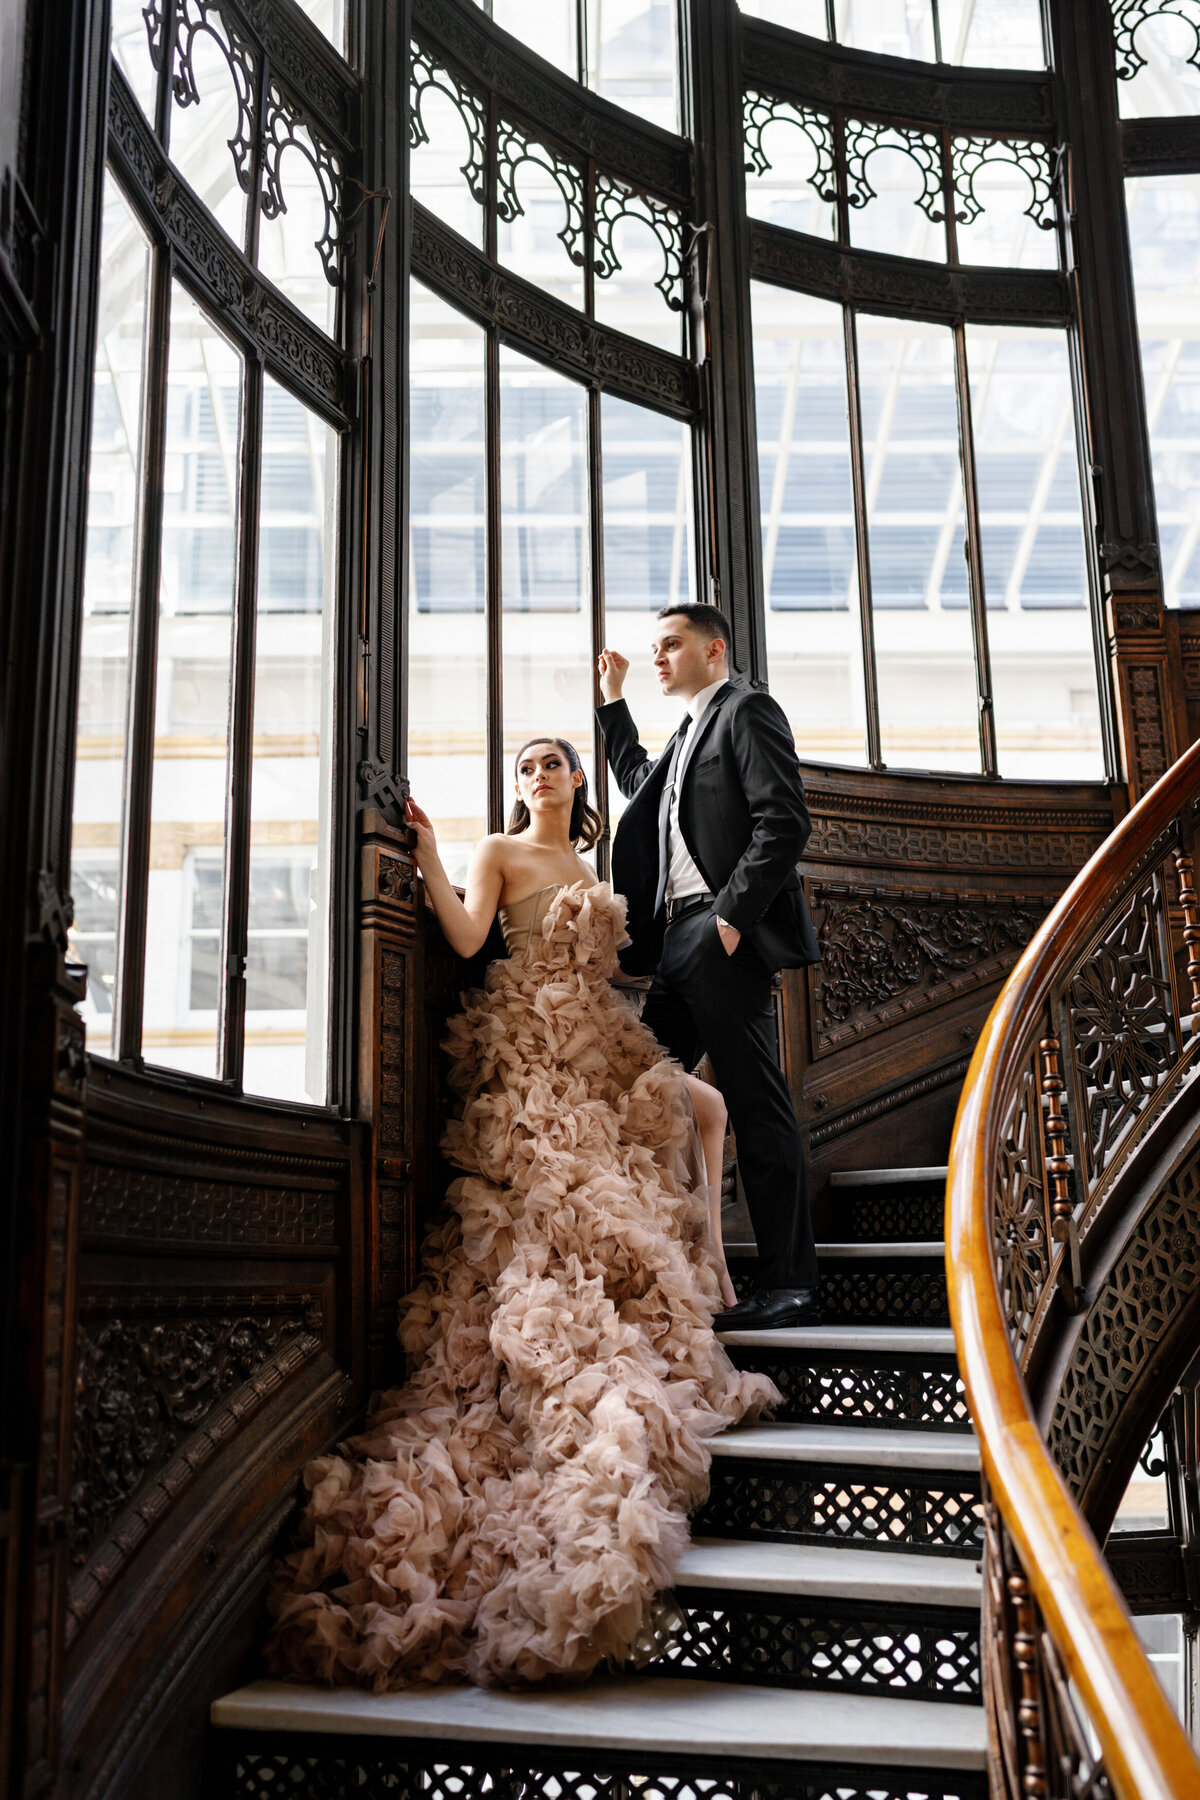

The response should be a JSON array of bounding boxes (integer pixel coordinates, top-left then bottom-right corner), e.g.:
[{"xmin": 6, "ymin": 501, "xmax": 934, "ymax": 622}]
[{"xmin": 655, "ymin": 714, "xmax": 693, "ymax": 912}]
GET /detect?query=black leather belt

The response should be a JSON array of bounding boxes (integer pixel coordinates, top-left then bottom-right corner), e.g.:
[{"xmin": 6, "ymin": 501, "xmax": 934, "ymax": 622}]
[{"xmin": 664, "ymin": 891, "xmax": 713, "ymax": 923}]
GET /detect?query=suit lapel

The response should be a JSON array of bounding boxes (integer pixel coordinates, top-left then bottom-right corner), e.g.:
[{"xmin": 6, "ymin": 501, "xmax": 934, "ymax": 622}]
[{"xmin": 678, "ymin": 680, "xmax": 736, "ymax": 788}]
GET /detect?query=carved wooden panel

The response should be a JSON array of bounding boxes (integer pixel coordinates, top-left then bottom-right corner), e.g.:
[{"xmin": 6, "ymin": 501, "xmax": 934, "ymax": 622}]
[
  {"xmin": 1107, "ymin": 593, "xmax": 1186, "ymax": 800},
  {"xmin": 810, "ymin": 883, "xmax": 1050, "ymax": 1054},
  {"xmin": 784, "ymin": 766, "xmax": 1116, "ymax": 1219}
]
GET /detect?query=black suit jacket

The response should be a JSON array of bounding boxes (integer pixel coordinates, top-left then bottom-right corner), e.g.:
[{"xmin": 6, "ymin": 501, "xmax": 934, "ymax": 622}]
[{"xmin": 597, "ymin": 681, "xmax": 821, "ymax": 976}]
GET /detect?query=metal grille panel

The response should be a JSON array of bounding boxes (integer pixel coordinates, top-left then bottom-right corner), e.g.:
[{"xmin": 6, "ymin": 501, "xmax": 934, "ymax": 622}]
[
  {"xmin": 694, "ymin": 1461, "xmax": 984, "ymax": 1556},
  {"xmin": 727, "ymin": 1351, "xmax": 968, "ymax": 1430}
]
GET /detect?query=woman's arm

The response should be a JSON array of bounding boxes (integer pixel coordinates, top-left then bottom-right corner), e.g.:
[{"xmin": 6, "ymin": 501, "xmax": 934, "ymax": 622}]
[{"xmin": 405, "ymin": 801, "xmax": 506, "ymax": 957}]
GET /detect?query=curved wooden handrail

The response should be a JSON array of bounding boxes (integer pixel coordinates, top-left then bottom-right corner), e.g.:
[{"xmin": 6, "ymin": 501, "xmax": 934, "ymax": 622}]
[{"xmin": 947, "ymin": 737, "xmax": 1200, "ymax": 1800}]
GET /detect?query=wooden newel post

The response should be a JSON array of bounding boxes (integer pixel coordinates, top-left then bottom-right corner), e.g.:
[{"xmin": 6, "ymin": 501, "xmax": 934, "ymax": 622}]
[
  {"xmin": 1039, "ymin": 1033, "xmax": 1084, "ymax": 1313},
  {"xmin": 1172, "ymin": 848, "xmax": 1200, "ymax": 1021}
]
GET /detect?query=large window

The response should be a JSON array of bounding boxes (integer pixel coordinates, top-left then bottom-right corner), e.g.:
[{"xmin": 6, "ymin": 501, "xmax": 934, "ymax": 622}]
[
  {"xmin": 406, "ymin": 278, "xmax": 694, "ymax": 880},
  {"xmin": 739, "ymin": 0, "xmax": 1046, "ymax": 67},
  {"xmin": 69, "ymin": 0, "xmax": 351, "ymax": 1102},
  {"xmin": 473, "ymin": 0, "xmax": 682, "ymax": 131}
]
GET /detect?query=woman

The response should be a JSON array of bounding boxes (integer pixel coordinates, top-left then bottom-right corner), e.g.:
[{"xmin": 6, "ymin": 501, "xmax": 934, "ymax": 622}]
[{"xmin": 266, "ymin": 738, "xmax": 776, "ymax": 1692}]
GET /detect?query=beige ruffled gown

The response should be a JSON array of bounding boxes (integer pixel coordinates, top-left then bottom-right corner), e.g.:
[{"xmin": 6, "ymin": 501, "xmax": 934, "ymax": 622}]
[{"xmin": 266, "ymin": 882, "xmax": 777, "ymax": 1691}]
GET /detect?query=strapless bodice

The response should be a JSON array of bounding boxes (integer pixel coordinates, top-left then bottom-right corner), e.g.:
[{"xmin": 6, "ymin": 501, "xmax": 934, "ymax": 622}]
[{"xmin": 498, "ymin": 883, "xmax": 558, "ymax": 958}]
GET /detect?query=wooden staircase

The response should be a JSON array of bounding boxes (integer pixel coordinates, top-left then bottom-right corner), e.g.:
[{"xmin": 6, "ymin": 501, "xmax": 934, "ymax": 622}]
[{"xmin": 209, "ymin": 1168, "xmax": 989, "ymax": 1799}]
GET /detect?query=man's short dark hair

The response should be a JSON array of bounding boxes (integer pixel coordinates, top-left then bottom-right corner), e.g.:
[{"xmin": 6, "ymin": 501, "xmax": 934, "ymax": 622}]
[{"xmin": 655, "ymin": 602, "xmax": 729, "ymax": 646}]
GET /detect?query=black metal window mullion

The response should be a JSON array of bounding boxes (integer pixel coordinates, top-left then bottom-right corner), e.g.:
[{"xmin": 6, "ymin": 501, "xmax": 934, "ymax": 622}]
[
  {"xmin": 842, "ymin": 303, "xmax": 883, "ymax": 772},
  {"xmin": 484, "ymin": 86, "xmax": 504, "ymax": 833},
  {"xmin": 952, "ymin": 319, "xmax": 998, "ymax": 778},
  {"xmin": 587, "ymin": 385, "xmax": 609, "ymax": 882},
  {"xmin": 220, "ymin": 354, "xmax": 263, "ymax": 1086},
  {"xmin": 114, "ymin": 242, "xmax": 174, "ymax": 1062},
  {"xmin": 155, "ymin": 2, "xmax": 176, "ymax": 147}
]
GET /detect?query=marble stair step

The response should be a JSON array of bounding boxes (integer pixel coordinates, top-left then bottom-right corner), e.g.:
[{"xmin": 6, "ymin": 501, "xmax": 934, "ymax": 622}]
[
  {"xmin": 676, "ymin": 1536, "xmax": 981, "ymax": 1608},
  {"xmin": 717, "ymin": 1323, "xmax": 956, "ymax": 1353},
  {"xmin": 710, "ymin": 1422, "xmax": 979, "ymax": 1473},
  {"xmin": 212, "ymin": 1676, "xmax": 987, "ymax": 1770}
]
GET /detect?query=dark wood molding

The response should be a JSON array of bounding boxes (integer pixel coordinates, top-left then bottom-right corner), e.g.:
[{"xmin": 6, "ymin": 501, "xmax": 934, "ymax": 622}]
[
  {"xmin": 1121, "ymin": 114, "xmax": 1200, "ymax": 177},
  {"xmin": 411, "ymin": 203, "xmax": 698, "ymax": 417},
  {"xmin": 742, "ymin": 16, "xmax": 1053, "ymax": 131},
  {"xmin": 412, "ymin": 0, "xmax": 690, "ymax": 203},
  {"xmin": 749, "ymin": 222, "xmax": 1069, "ymax": 325}
]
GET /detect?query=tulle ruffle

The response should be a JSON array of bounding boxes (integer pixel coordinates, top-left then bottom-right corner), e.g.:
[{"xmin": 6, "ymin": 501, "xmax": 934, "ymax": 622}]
[{"xmin": 266, "ymin": 882, "xmax": 777, "ymax": 1691}]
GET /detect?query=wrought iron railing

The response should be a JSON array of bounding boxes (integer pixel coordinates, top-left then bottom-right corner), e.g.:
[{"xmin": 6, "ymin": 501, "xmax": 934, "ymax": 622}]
[{"xmin": 947, "ymin": 738, "xmax": 1200, "ymax": 1800}]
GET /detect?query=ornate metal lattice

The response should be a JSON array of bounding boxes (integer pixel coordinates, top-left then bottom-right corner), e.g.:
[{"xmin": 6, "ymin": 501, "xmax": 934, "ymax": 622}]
[
  {"xmin": 727, "ymin": 1349, "xmax": 969, "ymax": 1430},
  {"xmin": 695, "ymin": 1461, "xmax": 984, "ymax": 1555},
  {"xmin": 646, "ymin": 1590, "xmax": 981, "ymax": 1701},
  {"xmin": 845, "ymin": 1183, "xmax": 946, "ymax": 1242},
  {"xmin": 742, "ymin": 89, "xmax": 837, "ymax": 199},
  {"xmin": 1066, "ymin": 870, "xmax": 1178, "ymax": 1180},
  {"xmin": 994, "ymin": 1064, "xmax": 1050, "ymax": 1359},
  {"xmin": 1111, "ymin": 0, "xmax": 1200, "ymax": 81},
  {"xmin": 951, "ymin": 135, "xmax": 1058, "ymax": 232},
  {"xmin": 143, "ymin": 0, "xmax": 168, "ymax": 72},
  {"xmin": 817, "ymin": 1263, "xmax": 951, "ymax": 1326},
  {"xmin": 409, "ymin": 41, "xmax": 488, "ymax": 207},
  {"xmin": 844, "ymin": 118, "xmax": 945, "ymax": 221},
  {"xmin": 172, "ymin": 0, "xmax": 258, "ymax": 195},
  {"xmin": 260, "ymin": 81, "xmax": 343, "ymax": 284},
  {"xmin": 216, "ymin": 1738, "xmax": 990, "ymax": 1800},
  {"xmin": 496, "ymin": 120, "xmax": 587, "ymax": 269},
  {"xmin": 592, "ymin": 174, "xmax": 685, "ymax": 310}
]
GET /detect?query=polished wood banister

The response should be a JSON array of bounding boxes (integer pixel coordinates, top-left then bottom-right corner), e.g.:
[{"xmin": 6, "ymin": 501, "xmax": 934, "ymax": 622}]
[{"xmin": 948, "ymin": 736, "xmax": 1200, "ymax": 1800}]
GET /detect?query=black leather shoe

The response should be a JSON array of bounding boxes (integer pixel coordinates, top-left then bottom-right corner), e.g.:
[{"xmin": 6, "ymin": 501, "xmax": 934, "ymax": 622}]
[
  {"xmin": 714, "ymin": 1287, "xmax": 821, "ymax": 1331},
  {"xmin": 712, "ymin": 1289, "xmax": 769, "ymax": 1329}
]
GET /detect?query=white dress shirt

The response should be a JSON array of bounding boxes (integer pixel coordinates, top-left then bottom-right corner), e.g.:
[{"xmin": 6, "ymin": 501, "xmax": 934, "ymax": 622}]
[{"xmin": 666, "ymin": 676, "xmax": 729, "ymax": 901}]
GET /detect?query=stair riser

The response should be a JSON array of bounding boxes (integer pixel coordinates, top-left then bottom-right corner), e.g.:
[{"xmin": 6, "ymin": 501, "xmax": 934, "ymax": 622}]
[
  {"xmin": 730, "ymin": 1262, "xmax": 950, "ymax": 1327},
  {"xmin": 837, "ymin": 1185, "xmax": 946, "ymax": 1244},
  {"xmin": 211, "ymin": 1733, "xmax": 990, "ymax": 1800},
  {"xmin": 694, "ymin": 1462, "xmax": 984, "ymax": 1558},
  {"xmin": 724, "ymin": 1350, "xmax": 969, "ymax": 1431},
  {"xmin": 631, "ymin": 1592, "xmax": 981, "ymax": 1704}
]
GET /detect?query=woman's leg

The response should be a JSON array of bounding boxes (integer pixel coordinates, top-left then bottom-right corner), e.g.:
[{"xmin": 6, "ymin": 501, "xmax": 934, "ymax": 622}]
[{"xmin": 684, "ymin": 1073, "xmax": 737, "ymax": 1309}]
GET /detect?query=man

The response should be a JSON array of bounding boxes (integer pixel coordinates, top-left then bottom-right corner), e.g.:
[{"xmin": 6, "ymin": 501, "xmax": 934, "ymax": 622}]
[{"xmin": 597, "ymin": 603, "xmax": 820, "ymax": 1331}]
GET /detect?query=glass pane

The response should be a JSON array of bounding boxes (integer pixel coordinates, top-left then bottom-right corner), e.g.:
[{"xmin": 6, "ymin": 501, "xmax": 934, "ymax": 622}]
[
  {"xmin": 70, "ymin": 176, "xmax": 149, "ymax": 1052},
  {"xmin": 290, "ymin": 0, "xmax": 345, "ymax": 58},
  {"xmin": 966, "ymin": 325, "xmax": 1102, "ymax": 779},
  {"xmin": 834, "ymin": 0, "xmax": 936, "ymax": 60},
  {"xmin": 496, "ymin": 130, "xmax": 586, "ymax": 311},
  {"xmin": 490, "ymin": 0, "xmax": 579, "ymax": 79},
  {"xmin": 858, "ymin": 314, "xmax": 981, "ymax": 771},
  {"xmin": 257, "ymin": 103, "xmax": 341, "ymax": 336},
  {"xmin": 744, "ymin": 98, "xmax": 837, "ymax": 240},
  {"xmin": 244, "ymin": 376, "xmax": 336, "ymax": 1103},
  {"xmin": 500, "ymin": 346, "xmax": 593, "ymax": 804},
  {"xmin": 408, "ymin": 281, "xmax": 488, "ymax": 885},
  {"xmin": 1134, "ymin": 1616, "xmax": 1186, "ymax": 1721},
  {"xmin": 591, "ymin": 186, "xmax": 685, "ymax": 351},
  {"xmin": 410, "ymin": 56, "xmax": 486, "ymax": 250},
  {"xmin": 1127, "ymin": 173, "xmax": 1200, "ymax": 608},
  {"xmin": 738, "ymin": 0, "xmax": 829, "ymax": 32},
  {"xmin": 587, "ymin": 0, "xmax": 680, "ymax": 132},
  {"xmin": 601, "ymin": 394, "xmax": 694, "ymax": 796},
  {"xmin": 143, "ymin": 287, "xmax": 241, "ymax": 1078},
  {"xmin": 939, "ymin": 0, "xmax": 1045, "ymax": 68},
  {"xmin": 168, "ymin": 15, "xmax": 253, "ymax": 248},
  {"xmin": 111, "ymin": 0, "xmax": 159, "ymax": 118},
  {"xmin": 846, "ymin": 124, "xmax": 947, "ymax": 261},
  {"xmin": 753, "ymin": 282, "xmax": 868, "ymax": 767},
  {"xmin": 1111, "ymin": 1422, "xmax": 1171, "ymax": 1533},
  {"xmin": 1116, "ymin": 12, "xmax": 1200, "ymax": 119}
]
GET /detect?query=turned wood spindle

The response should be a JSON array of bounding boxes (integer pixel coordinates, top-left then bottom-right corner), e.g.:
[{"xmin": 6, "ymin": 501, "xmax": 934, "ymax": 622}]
[
  {"xmin": 1173, "ymin": 848, "xmax": 1200, "ymax": 1021},
  {"xmin": 1008, "ymin": 1569, "xmax": 1048, "ymax": 1799}
]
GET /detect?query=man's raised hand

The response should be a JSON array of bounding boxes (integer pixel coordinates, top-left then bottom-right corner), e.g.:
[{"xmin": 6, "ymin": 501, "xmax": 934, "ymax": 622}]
[{"xmin": 598, "ymin": 647, "xmax": 629, "ymax": 703}]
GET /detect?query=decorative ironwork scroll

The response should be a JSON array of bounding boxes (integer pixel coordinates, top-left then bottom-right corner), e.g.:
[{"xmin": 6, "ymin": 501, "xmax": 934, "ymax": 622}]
[
  {"xmin": 409, "ymin": 40, "xmax": 488, "ymax": 206},
  {"xmin": 1111, "ymin": 0, "xmax": 1200, "ymax": 81},
  {"xmin": 173, "ymin": 0, "xmax": 258, "ymax": 196},
  {"xmin": 593, "ymin": 175, "xmax": 685, "ymax": 310},
  {"xmin": 261, "ymin": 79, "xmax": 343, "ymax": 285},
  {"xmin": 844, "ymin": 118, "xmax": 945, "ymax": 220},
  {"xmin": 743, "ymin": 89, "xmax": 837, "ymax": 201},
  {"xmin": 951, "ymin": 135, "xmax": 1058, "ymax": 232},
  {"xmin": 495, "ymin": 121, "xmax": 587, "ymax": 269}
]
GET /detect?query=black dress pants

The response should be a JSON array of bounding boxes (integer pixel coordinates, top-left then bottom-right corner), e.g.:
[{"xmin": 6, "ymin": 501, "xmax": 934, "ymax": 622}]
[{"xmin": 641, "ymin": 902, "xmax": 818, "ymax": 1292}]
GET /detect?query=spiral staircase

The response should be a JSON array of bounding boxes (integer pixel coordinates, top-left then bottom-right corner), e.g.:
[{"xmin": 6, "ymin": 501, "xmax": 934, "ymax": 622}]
[{"xmin": 210, "ymin": 1165, "xmax": 991, "ymax": 1800}]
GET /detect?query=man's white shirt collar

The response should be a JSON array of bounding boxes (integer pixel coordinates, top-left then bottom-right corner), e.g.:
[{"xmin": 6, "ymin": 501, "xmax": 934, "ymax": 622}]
[{"xmin": 686, "ymin": 675, "xmax": 729, "ymax": 725}]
